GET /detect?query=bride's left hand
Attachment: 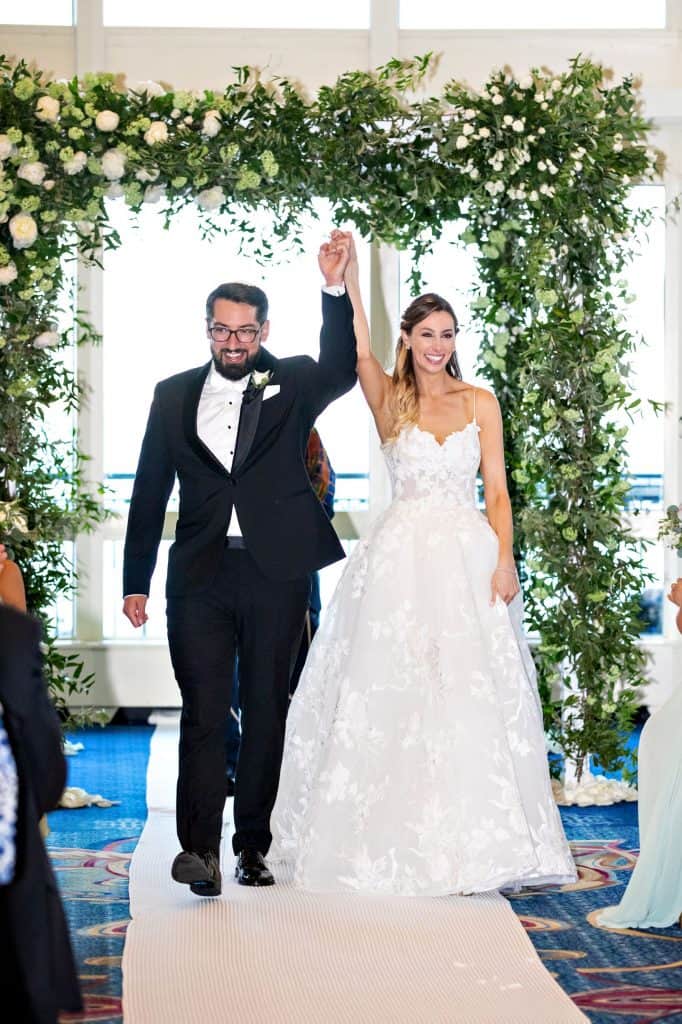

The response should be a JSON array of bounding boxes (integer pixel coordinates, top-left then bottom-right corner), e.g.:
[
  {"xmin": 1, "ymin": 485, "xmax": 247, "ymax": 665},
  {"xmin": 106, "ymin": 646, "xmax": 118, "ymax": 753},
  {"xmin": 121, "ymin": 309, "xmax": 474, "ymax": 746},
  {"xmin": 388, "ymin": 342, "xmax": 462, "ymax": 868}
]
[{"xmin": 490, "ymin": 567, "xmax": 520, "ymax": 605}]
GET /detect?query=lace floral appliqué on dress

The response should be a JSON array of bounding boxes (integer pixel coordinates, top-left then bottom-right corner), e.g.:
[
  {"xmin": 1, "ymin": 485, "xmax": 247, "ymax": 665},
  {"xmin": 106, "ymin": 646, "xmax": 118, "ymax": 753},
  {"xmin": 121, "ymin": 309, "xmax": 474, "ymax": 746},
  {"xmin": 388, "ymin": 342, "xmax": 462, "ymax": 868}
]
[{"xmin": 270, "ymin": 419, "xmax": 576, "ymax": 896}]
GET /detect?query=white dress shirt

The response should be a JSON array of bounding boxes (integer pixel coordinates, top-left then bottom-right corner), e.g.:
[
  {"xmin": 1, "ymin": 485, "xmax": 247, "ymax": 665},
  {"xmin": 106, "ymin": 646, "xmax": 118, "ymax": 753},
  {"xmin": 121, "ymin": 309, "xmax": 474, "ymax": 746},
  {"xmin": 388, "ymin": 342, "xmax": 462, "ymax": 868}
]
[{"xmin": 197, "ymin": 364, "xmax": 250, "ymax": 536}]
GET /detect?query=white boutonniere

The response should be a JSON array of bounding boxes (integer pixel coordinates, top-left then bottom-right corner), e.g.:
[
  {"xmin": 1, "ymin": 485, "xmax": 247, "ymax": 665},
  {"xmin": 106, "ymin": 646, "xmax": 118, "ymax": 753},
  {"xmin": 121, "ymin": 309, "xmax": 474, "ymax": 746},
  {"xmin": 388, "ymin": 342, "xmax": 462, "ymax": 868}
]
[{"xmin": 251, "ymin": 369, "xmax": 272, "ymax": 390}]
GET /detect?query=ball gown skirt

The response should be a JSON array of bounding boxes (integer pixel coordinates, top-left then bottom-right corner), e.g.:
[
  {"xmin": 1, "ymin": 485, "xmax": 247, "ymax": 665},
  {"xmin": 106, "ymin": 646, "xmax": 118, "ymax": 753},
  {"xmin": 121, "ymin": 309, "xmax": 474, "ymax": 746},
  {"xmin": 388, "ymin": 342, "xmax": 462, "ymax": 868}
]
[{"xmin": 270, "ymin": 420, "xmax": 577, "ymax": 896}]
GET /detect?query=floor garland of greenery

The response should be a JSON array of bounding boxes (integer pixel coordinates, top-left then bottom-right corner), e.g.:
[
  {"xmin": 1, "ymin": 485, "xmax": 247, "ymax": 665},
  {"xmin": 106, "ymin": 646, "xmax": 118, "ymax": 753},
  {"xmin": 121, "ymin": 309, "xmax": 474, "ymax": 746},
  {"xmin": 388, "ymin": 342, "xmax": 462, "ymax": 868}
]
[{"xmin": 0, "ymin": 52, "xmax": 661, "ymax": 773}]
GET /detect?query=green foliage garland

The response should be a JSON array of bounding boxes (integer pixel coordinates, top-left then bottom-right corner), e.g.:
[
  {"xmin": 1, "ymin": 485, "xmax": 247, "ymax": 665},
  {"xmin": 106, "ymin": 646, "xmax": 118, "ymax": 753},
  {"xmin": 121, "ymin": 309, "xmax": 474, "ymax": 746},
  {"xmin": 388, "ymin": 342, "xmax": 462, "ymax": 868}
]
[{"xmin": 0, "ymin": 53, "xmax": 659, "ymax": 771}]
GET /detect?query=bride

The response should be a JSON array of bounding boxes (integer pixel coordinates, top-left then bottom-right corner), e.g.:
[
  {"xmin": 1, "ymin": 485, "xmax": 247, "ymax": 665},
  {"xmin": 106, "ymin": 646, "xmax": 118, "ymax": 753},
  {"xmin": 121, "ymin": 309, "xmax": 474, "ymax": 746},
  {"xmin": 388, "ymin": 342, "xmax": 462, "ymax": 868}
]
[{"xmin": 269, "ymin": 231, "xmax": 576, "ymax": 896}]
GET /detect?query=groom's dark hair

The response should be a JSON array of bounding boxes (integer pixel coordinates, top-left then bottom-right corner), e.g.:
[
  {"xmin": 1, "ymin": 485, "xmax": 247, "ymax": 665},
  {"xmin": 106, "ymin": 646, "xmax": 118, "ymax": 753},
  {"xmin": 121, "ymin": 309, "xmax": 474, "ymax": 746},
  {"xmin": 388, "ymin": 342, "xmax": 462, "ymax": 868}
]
[{"xmin": 205, "ymin": 282, "xmax": 269, "ymax": 324}]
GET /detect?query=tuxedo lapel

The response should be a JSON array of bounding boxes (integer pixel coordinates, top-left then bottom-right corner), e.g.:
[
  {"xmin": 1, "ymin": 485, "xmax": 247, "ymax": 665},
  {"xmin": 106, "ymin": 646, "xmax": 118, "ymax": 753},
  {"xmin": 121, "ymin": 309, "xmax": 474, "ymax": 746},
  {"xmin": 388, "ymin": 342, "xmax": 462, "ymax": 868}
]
[
  {"xmin": 231, "ymin": 348, "xmax": 278, "ymax": 477},
  {"xmin": 232, "ymin": 389, "xmax": 263, "ymax": 476},
  {"xmin": 182, "ymin": 362, "xmax": 231, "ymax": 478}
]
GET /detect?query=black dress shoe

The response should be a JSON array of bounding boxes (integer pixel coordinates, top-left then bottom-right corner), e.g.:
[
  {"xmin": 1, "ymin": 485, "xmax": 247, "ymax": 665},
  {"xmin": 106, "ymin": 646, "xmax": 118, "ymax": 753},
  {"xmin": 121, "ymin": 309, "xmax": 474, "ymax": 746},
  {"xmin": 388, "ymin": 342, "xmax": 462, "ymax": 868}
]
[
  {"xmin": 171, "ymin": 849, "xmax": 222, "ymax": 897},
  {"xmin": 235, "ymin": 848, "xmax": 275, "ymax": 887}
]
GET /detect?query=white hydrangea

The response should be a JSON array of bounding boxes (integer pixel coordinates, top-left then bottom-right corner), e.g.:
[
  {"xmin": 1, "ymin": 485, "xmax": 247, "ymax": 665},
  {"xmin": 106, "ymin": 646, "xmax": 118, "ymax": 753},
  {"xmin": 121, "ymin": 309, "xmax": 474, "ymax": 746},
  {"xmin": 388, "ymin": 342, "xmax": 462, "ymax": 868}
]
[
  {"xmin": 143, "ymin": 184, "xmax": 165, "ymax": 203},
  {"xmin": 95, "ymin": 110, "xmax": 120, "ymax": 132},
  {"xmin": 202, "ymin": 110, "xmax": 221, "ymax": 137},
  {"xmin": 64, "ymin": 151, "xmax": 87, "ymax": 175},
  {"xmin": 9, "ymin": 212, "xmax": 38, "ymax": 249},
  {"xmin": 17, "ymin": 161, "xmax": 47, "ymax": 186},
  {"xmin": 135, "ymin": 167, "xmax": 160, "ymax": 182},
  {"xmin": 33, "ymin": 330, "xmax": 60, "ymax": 349},
  {"xmin": 0, "ymin": 261, "xmax": 18, "ymax": 285},
  {"xmin": 144, "ymin": 121, "xmax": 168, "ymax": 145},
  {"xmin": 196, "ymin": 186, "xmax": 225, "ymax": 211},
  {"xmin": 130, "ymin": 80, "xmax": 165, "ymax": 97},
  {"xmin": 35, "ymin": 95, "xmax": 60, "ymax": 122},
  {"xmin": 101, "ymin": 148, "xmax": 127, "ymax": 180}
]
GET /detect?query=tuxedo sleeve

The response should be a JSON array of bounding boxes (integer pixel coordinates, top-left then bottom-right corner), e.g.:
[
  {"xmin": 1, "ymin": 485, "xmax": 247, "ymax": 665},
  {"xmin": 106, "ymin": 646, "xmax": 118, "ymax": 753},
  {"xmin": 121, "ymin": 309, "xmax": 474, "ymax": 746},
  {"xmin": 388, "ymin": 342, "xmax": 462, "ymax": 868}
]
[
  {"xmin": 304, "ymin": 291, "xmax": 357, "ymax": 419},
  {"xmin": 122, "ymin": 385, "xmax": 176, "ymax": 597}
]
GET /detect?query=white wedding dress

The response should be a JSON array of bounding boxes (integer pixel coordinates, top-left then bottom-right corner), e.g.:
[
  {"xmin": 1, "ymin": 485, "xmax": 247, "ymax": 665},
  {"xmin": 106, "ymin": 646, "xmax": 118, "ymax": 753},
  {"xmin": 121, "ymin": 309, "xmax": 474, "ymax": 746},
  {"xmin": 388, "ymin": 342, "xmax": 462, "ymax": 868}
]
[{"xmin": 270, "ymin": 412, "xmax": 576, "ymax": 896}]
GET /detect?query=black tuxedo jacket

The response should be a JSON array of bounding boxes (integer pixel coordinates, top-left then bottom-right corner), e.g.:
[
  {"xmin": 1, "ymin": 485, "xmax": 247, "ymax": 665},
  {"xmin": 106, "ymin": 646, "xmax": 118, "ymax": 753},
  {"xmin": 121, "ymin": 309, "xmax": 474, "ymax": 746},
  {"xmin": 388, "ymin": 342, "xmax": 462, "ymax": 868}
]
[
  {"xmin": 123, "ymin": 291, "xmax": 357, "ymax": 596},
  {"xmin": 0, "ymin": 606, "xmax": 82, "ymax": 1020}
]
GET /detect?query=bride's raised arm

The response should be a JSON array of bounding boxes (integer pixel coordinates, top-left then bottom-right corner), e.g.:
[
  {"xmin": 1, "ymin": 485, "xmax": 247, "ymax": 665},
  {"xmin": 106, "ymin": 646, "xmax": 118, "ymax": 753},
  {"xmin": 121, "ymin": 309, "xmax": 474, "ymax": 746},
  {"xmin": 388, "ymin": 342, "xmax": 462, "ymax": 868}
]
[{"xmin": 331, "ymin": 230, "xmax": 392, "ymax": 433}]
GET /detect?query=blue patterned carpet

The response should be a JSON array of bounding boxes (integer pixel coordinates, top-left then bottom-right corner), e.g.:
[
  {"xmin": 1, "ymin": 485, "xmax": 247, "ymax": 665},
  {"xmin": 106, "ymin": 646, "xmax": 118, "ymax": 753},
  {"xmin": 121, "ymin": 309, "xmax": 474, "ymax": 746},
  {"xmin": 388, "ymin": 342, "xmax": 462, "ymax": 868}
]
[{"xmin": 49, "ymin": 726, "xmax": 682, "ymax": 1023}]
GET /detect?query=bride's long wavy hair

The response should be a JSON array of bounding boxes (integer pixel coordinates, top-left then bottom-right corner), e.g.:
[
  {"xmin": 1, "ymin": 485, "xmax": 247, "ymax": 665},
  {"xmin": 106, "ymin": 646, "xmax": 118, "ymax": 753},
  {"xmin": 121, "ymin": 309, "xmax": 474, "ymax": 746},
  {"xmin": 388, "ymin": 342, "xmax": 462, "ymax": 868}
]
[{"xmin": 387, "ymin": 292, "xmax": 462, "ymax": 442}]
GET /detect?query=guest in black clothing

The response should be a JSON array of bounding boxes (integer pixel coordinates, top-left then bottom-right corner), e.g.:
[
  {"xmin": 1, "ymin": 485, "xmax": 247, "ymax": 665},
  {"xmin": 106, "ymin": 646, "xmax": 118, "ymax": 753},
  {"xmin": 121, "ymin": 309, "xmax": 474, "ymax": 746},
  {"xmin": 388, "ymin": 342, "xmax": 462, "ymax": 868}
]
[{"xmin": 0, "ymin": 604, "xmax": 82, "ymax": 1023}]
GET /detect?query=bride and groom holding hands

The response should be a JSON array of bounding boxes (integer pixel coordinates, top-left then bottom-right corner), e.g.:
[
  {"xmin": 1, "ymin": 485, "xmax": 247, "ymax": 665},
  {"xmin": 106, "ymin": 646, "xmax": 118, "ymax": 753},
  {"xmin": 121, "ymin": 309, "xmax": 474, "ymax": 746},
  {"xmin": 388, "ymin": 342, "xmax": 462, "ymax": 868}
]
[{"xmin": 122, "ymin": 229, "xmax": 576, "ymax": 898}]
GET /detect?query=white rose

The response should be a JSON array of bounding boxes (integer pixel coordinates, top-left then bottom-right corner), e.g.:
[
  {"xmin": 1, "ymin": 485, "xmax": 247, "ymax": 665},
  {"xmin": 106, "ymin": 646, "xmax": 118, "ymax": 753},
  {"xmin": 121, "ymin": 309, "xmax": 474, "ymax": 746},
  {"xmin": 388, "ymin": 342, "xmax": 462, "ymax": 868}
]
[
  {"xmin": 512, "ymin": 119, "xmax": 524, "ymax": 132},
  {"xmin": 503, "ymin": 115, "xmax": 513, "ymax": 126},
  {"xmin": 130, "ymin": 80, "xmax": 165, "ymax": 98},
  {"xmin": 202, "ymin": 111, "xmax": 221, "ymax": 137},
  {"xmin": 144, "ymin": 121, "xmax": 168, "ymax": 145},
  {"xmin": 529, "ymin": 190, "xmax": 539, "ymax": 201},
  {"xmin": 64, "ymin": 151, "xmax": 87, "ymax": 175},
  {"xmin": 0, "ymin": 262, "xmax": 18, "ymax": 285},
  {"xmin": 468, "ymin": 167, "xmax": 479, "ymax": 179},
  {"xmin": 43, "ymin": 179, "xmax": 55, "ymax": 190},
  {"xmin": 17, "ymin": 161, "xmax": 47, "ymax": 185},
  {"xmin": 491, "ymin": 94, "xmax": 504, "ymax": 105},
  {"xmin": 143, "ymin": 184, "xmax": 165, "ymax": 204},
  {"xmin": 479, "ymin": 127, "xmax": 491, "ymax": 138},
  {"xmin": 101, "ymin": 148, "xmax": 127, "ymax": 180},
  {"xmin": 135, "ymin": 167, "xmax": 160, "ymax": 182},
  {"xmin": 462, "ymin": 108, "xmax": 476, "ymax": 120},
  {"xmin": 196, "ymin": 186, "xmax": 225, "ymax": 211},
  {"xmin": 106, "ymin": 182, "xmax": 125, "ymax": 199},
  {"xmin": 33, "ymin": 330, "xmax": 60, "ymax": 349},
  {"xmin": 0, "ymin": 134, "xmax": 14, "ymax": 160},
  {"xmin": 35, "ymin": 95, "xmax": 60, "ymax": 122},
  {"xmin": 519, "ymin": 75, "xmax": 533, "ymax": 90},
  {"xmin": 455, "ymin": 135, "xmax": 469, "ymax": 150},
  {"xmin": 9, "ymin": 212, "xmax": 38, "ymax": 249},
  {"xmin": 551, "ymin": 79, "xmax": 561, "ymax": 91},
  {"xmin": 537, "ymin": 126, "xmax": 546, "ymax": 135},
  {"xmin": 462, "ymin": 123, "xmax": 475, "ymax": 136},
  {"xmin": 95, "ymin": 110, "xmax": 120, "ymax": 132}
]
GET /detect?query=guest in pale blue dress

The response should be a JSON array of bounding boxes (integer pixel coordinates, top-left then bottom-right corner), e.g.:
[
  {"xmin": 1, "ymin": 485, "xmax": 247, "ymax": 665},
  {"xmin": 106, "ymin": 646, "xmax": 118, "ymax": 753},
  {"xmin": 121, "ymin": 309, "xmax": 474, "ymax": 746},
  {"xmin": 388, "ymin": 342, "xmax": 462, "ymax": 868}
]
[{"xmin": 599, "ymin": 578, "xmax": 682, "ymax": 930}]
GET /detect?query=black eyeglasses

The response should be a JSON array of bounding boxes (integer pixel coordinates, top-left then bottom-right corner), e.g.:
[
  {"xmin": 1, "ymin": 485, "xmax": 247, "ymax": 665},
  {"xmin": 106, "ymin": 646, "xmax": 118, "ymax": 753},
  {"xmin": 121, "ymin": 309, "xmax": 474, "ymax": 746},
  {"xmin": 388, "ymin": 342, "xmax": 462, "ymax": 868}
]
[{"xmin": 208, "ymin": 324, "xmax": 261, "ymax": 343}]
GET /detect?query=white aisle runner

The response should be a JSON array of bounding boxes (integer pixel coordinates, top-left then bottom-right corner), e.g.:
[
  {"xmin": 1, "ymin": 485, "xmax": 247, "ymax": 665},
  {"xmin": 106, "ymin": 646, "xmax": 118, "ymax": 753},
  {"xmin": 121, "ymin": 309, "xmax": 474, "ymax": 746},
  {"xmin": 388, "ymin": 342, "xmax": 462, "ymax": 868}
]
[{"xmin": 123, "ymin": 718, "xmax": 587, "ymax": 1023}]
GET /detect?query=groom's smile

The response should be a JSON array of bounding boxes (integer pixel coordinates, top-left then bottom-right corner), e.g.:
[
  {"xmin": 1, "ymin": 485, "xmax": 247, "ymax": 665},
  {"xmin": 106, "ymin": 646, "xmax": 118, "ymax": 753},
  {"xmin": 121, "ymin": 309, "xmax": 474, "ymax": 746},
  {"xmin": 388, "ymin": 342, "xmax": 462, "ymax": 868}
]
[{"xmin": 207, "ymin": 298, "xmax": 270, "ymax": 381}]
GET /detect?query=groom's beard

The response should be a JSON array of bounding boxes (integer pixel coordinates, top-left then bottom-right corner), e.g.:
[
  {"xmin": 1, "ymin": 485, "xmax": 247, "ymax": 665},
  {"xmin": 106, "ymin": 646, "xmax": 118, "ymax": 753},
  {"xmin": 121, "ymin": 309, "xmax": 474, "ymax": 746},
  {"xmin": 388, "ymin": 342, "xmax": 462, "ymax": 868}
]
[{"xmin": 211, "ymin": 346, "xmax": 260, "ymax": 381}]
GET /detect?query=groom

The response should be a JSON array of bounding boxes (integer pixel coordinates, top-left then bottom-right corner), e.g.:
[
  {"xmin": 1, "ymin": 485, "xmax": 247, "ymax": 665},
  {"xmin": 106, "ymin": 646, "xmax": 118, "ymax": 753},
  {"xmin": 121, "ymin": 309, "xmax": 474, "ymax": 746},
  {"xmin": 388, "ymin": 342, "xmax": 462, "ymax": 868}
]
[{"xmin": 122, "ymin": 233, "xmax": 356, "ymax": 895}]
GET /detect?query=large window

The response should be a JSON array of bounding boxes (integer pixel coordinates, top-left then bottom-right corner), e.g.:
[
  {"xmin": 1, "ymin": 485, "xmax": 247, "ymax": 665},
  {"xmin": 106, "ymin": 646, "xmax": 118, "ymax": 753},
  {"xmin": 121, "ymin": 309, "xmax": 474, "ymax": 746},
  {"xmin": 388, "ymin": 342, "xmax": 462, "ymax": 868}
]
[
  {"xmin": 400, "ymin": 0, "xmax": 666, "ymax": 30},
  {"xmin": 103, "ymin": 0, "xmax": 369, "ymax": 29}
]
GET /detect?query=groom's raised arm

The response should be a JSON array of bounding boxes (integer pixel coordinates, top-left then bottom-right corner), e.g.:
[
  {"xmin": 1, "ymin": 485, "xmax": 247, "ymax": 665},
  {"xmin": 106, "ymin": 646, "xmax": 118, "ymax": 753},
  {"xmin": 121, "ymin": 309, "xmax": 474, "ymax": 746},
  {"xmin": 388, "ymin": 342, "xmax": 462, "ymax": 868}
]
[
  {"xmin": 122, "ymin": 384, "xmax": 176, "ymax": 599},
  {"xmin": 304, "ymin": 232, "xmax": 358, "ymax": 418}
]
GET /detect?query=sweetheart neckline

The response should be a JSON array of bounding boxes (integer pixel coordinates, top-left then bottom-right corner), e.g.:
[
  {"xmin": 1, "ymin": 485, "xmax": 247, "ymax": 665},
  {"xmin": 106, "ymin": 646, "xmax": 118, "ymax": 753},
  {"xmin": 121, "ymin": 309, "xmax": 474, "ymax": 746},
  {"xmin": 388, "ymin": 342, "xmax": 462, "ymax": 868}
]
[
  {"xmin": 381, "ymin": 420, "xmax": 479, "ymax": 451},
  {"xmin": 413, "ymin": 421, "xmax": 479, "ymax": 447}
]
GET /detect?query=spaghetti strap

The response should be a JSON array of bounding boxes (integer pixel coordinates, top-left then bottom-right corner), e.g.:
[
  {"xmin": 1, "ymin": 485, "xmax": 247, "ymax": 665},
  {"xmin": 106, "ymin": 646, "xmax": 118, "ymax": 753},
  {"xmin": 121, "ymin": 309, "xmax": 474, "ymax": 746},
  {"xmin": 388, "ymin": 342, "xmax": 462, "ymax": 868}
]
[{"xmin": 472, "ymin": 387, "xmax": 477, "ymax": 425}]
